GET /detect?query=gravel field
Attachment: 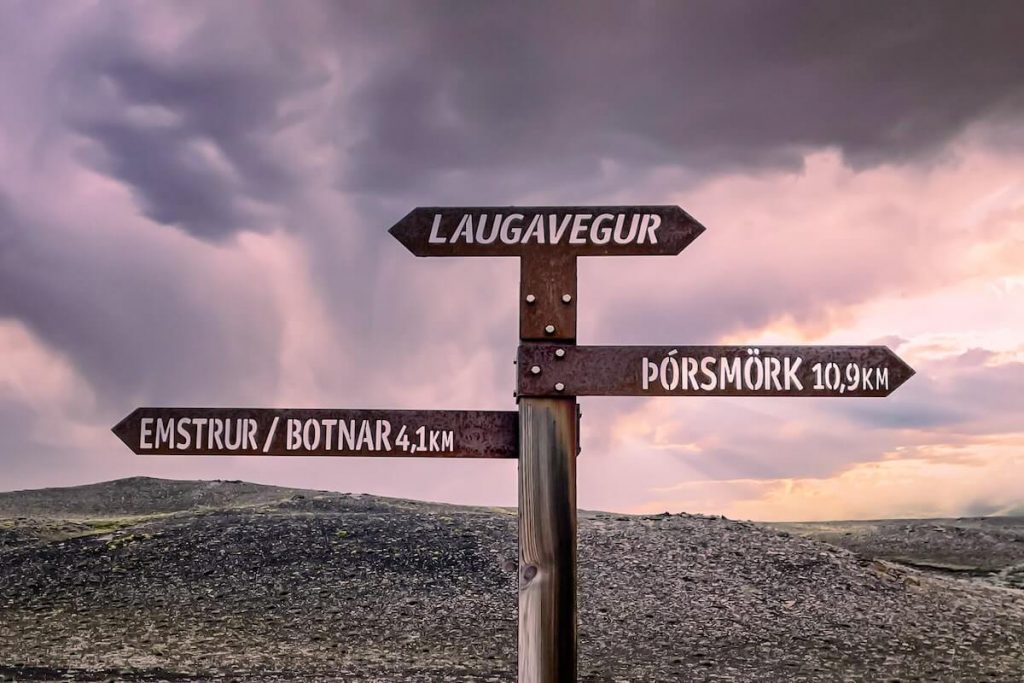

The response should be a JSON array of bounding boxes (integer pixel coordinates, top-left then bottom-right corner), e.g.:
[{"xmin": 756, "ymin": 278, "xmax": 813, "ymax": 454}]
[
  {"xmin": 772, "ymin": 518, "xmax": 1024, "ymax": 589},
  {"xmin": 1, "ymin": 478, "xmax": 1022, "ymax": 682}
]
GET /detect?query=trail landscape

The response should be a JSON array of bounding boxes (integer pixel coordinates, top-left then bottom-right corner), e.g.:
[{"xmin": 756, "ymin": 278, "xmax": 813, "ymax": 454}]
[{"xmin": 1, "ymin": 477, "xmax": 1022, "ymax": 682}]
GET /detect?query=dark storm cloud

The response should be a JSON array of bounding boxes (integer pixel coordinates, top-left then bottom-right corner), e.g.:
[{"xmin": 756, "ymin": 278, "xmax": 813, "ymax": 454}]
[
  {"xmin": 342, "ymin": 0, "xmax": 1024, "ymax": 194},
  {"xmin": 38, "ymin": 1, "xmax": 1024, "ymax": 240},
  {"xmin": 0, "ymin": 192, "xmax": 281, "ymax": 408},
  {"xmin": 59, "ymin": 9, "xmax": 327, "ymax": 240}
]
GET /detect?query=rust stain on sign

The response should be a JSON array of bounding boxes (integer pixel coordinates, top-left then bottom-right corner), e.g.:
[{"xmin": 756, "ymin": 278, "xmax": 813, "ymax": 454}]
[
  {"xmin": 517, "ymin": 345, "xmax": 915, "ymax": 398},
  {"xmin": 113, "ymin": 408, "xmax": 519, "ymax": 458},
  {"xmin": 389, "ymin": 206, "xmax": 705, "ymax": 257}
]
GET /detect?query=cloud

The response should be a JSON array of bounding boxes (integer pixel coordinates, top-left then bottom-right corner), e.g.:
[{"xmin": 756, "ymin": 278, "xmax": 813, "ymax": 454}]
[
  {"xmin": 610, "ymin": 348, "xmax": 1024, "ymax": 519},
  {"xmin": 340, "ymin": 1, "xmax": 1024, "ymax": 195},
  {"xmin": 0, "ymin": 2, "xmax": 1022, "ymax": 521},
  {"xmin": 55, "ymin": 4, "xmax": 328, "ymax": 240},
  {"xmin": 586, "ymin": 143, "xmax": 1024, "ymax": 345}
]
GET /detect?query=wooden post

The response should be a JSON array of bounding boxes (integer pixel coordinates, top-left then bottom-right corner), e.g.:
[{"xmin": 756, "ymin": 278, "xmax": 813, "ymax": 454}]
[
  {"xmin": 518, "ymin": 397, "xmax": 578, "ymax": 683},
  {"xmin": 518, "ymin": 253, "xmax": 579, "ymax": 682}
]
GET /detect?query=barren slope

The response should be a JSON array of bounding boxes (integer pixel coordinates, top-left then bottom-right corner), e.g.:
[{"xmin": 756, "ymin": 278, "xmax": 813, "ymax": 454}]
[{"xmin": 1, "ymin": 478, "xmax": 1022, "ymax": 682}]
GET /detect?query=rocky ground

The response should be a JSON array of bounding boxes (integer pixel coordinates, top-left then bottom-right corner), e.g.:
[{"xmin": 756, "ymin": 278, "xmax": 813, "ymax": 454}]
[
  {"xmin": 1, "ymin": 477, "xmax": 1022, "ymax": 681},
  {"xmin": 771, "ymin": 517, "xmax": 1024, "ymax": 590}
]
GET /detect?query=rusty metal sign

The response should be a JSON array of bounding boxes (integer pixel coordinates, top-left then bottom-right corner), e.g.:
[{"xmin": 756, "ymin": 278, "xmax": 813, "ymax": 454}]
[
  {"xmin": 389, "ymin": 206, "xmax": 705, "ymax": 257},
  {"xmin": 113, "ymin": 408, "xmax": 519, "ymax": 458},
  {"xmin": 517, "ymin": 345, "xmax": 915, "ymax": 398},
  {"xmin": 520, "ymin": 252, "xmax": 578, "ymax": 341}
]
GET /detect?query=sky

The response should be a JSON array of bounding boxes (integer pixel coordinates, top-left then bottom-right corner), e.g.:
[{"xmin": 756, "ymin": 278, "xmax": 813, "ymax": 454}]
[{"xmin": 0, "ymin": 1, "xmax": 1022, "ymax": 521}]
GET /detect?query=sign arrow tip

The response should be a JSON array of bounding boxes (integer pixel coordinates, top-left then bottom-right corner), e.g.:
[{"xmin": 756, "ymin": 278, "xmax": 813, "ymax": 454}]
[
  {"xmin": 387, "ymin": 210, "xmax": 421, "ymax": 255},
  {"xmin": 884, "ymin": 347, "xmax": 916, "ymax": 394},
  {"xmin": 665, "ymin": 205, "xmax": 708, "ymax": 256},
  {"xmin": 111, "ymin": 408, "xmax": 140, "ymax": 451}
]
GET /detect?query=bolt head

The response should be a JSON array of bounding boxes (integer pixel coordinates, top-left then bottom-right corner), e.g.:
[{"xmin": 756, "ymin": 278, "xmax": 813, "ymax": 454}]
[
  {"xmin": 525, "ymin": 294, "xmax": 536, "ymax": 304},
  {"xmin": 530, "ymin": 365, "xmax": 541, "ymax": 375},
  {"xmin": 554, "ymin": 382, "xmax": 565, "ymax": 392},
  {"xmin": 544, "ymin": 324, "xmax": 556, "ymax": 334},
  {"xmin": 554, "ymin": 348, "xmax": 566, "ymax": 358},
  {"xmin": 561, "ymin": 294, "xmax": 573, "ymax": 304}
]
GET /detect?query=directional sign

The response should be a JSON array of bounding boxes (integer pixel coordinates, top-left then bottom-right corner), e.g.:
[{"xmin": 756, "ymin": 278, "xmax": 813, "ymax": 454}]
[
  {"xmin": 389, "ymin": 206, "xmax": 705, "ymax": 257},
  {"xmin": 113, "ymin": 408, "xmax": 519, "ymax": 458},
  {"xmin": 517, "ymin": 345, "xmax": 915, "ymax": 398}
]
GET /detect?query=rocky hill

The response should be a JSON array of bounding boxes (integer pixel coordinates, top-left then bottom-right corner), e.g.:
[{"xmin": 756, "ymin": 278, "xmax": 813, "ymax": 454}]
[
  {"xmin": 773, "ymin": 517, "xmax": 1024, "ymax": 589},
  {"xmin": 1, "ymin": 477, "xmax": 1022, "ymax": 681}
]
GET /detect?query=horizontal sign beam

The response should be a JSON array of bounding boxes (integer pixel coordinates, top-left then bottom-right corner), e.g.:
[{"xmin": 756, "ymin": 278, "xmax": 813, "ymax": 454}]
[
  {"xmin": 112, "ymin": 408, "xmax": 519, "ymax": 458},
  {"xmin": 517, "ymin": 345, "xmax": 914, "ymax": 398},
  {"xmin": 389, "ymin": 206, "xmax": 705, "ymax": 257}
]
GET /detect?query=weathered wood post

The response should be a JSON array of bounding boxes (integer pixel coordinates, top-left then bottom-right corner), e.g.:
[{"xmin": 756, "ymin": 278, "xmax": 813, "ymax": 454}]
[
  {"xmin": 518, "ymin": 254, "xmax": 578, "ymax": 682},
  {"xmin": 518, "ymin": 398, "xmax": 577, "ymax": 682}
]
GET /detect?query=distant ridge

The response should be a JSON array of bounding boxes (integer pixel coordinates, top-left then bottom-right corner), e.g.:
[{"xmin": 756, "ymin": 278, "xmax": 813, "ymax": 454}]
[{"xmin": 0, "ymin": 476, "xmax": 318, "ymax": 517}]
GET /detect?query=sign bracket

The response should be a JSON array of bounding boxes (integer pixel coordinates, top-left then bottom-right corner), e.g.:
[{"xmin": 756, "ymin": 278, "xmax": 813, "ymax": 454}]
[{"xmin": 520, "ymin": 254, "xmax": 577, "ymax": 342}]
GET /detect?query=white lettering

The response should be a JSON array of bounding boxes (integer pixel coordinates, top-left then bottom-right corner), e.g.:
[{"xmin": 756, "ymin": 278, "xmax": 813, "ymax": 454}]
[
  {"xmin": 376, "ymin": 420, "xmax": 392, "ymax": 451},
  {"xmin": 548, "ymin": 214, "xmax": 572, "ymax": 243},
  {"xmin": 140, "ymin": 418, "xmax": 153, "ymax": 449},
  {"xmin": 339, "ymin": 420, "xmax": 357, "ymax": 451},
  {"xmin": 286, "ymin": 419, "xmax": 302, "ymax": 450},
  {"xmin": 224, "ymin": 419, "xmax": 242, "ymax": 450},
  {"xmin": 682, "ymin": 357, "xmax": 699, "ymax": 390},
  {"xmin": 476, "ymin": 214, "xmax": 501, "ymax": 244},
  {"xmin": 784, "ymin": 357, "xmax": 803, "ymax": 390},
  {"xmin": 700, "ymin": 357, "xmax": 717, "ymax": 390},
  {"xmin": 568, "ymin": 214, "xmax": 592, "ymax": 244},
  {"xmin": 321, "ymin": 419, "xmax": 336, "ymax": 450},
  {"xmin": 244, "ymin": 419, "xmax": 258, "ymax": 449},
  {"xmin": 720, "ymin": 357, "xmax": 741, "ymax": 390},
  {"xmin": 591, "ymin": 214, "xmax": 614, "ymax": 245},
  {"xmin": 639, "ymin": 213, "xmax": 661, "ymax": 244},
  {"xmin": 743, "ymin": 350, "xmax": 765, "ymax": 390},
  {"xmin": 356, "ymin": 420, "xmax": 374, "ymax": 450},
  {"xmin": 156, "ymin": 419, "xmax": 174, "ymax": 448},
  {"xmin": 428, "ymin": 214, "xmax": 445, "ymax": 244},
  {"xmin": 302, "ymin": 419, "xmax": 321, "ymax": 450},
  {"xmin": 176, "ymin": 418, "xmax": 192, "ymax": 449},
  {"xmin": 642, "ymin": 357, "xmax": 658, "ymax": 390},
  {"xmin": 210, "ymin": 419, "xmax": 224, "ymax": 449},
  {"xmin": 614, "ymin": 214, "xmax": 640, "ymax": 244},
  {"xmin": 765, "ymin": 357, "xmax": 783, "ymax": 390},
  {"xmin": 193, "ymin": 418, "xmax": 207, "ymax": 448},
  {"xmin": 500, "ymin": 214, "xmax": 523, "ymax": 244},
  {"xmin": 451, "ymin": 214, "xmax": 474, "ymax": 243},
  {"xmin": 521, "ymin": 214, "xmax": 545, "ymax": 243},
  {"xmin": 660, "ymin": 356, "xmax": 680, "ymax": 390}
]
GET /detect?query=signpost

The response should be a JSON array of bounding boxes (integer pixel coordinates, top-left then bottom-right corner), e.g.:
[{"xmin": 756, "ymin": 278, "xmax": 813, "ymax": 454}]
[
  {"xmin": 112, "ymin": 408, "xmax": 518, "ymax": 459},
  {"xmin": 114, "ymin": 204, "xmax": 915, "ymax": 683},
  {"xmin": 388, "ymin": 206, "xmax": 705, "ymax": 257},
  {"xmin": 517, "ymin": 345, "xmax": 914, "ymax": 398}
]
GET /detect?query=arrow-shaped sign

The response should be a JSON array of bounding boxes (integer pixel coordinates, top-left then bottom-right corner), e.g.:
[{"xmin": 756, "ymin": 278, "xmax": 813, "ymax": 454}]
[
  {"xmin": 113, "ymin": 408, "xmax": 519, "ymax": 458},
  {"xmin": 389, "ymin": 206, "xmax": 705, "ymax": 257},
  {"xmin": 517, "ymin": 345, "xmax": 915, "ymax": 398}
]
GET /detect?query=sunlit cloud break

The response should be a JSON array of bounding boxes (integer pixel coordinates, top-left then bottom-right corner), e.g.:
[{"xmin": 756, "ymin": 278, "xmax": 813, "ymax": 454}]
[{"xmin": 0, "ymin": 1, "xmax": 1022, "ymax": 521}]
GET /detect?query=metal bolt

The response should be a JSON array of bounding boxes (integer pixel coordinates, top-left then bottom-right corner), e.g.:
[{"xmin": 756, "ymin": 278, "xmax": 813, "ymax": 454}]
[
  {"xmin": 554, "ymin": 348, "xmax": 566, "ymax": 359},
  {"xmin": 525, "ymin": 294, "xmax": 536, "ymax": 304},
  {"xmin": 561, "ymin": 294, "xmax": 573, "ymax": 304},
  {"xmin": 554, "ymin": 382, "xmax": 565, "ymax": 392},
  {"xmin": 544, "ymin": 324, "xmax": 556, "ymax": 335},
  {"xmin": 530, "ymin": 365, "xmax": 541, "ymax": 375}
]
